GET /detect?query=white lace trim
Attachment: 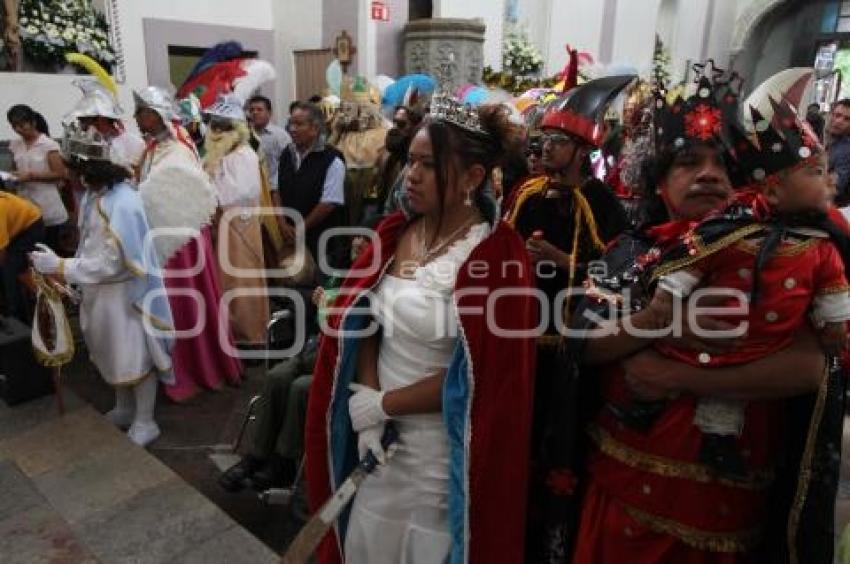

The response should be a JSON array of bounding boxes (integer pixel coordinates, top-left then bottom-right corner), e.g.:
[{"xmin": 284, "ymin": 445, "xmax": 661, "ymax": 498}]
[{"xmin": 414, "ymin": 222, "xmax": 489, "ymax": 294}]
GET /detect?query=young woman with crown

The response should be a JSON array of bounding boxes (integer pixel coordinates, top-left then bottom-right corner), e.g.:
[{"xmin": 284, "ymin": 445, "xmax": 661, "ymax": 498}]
[{"xmin": 304, "ymin": 96, "xmax": 537, "ymax": 564}]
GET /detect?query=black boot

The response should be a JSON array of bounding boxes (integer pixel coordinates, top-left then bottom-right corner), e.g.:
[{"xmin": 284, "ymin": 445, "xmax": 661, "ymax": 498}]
[
  {"xmin": 606, "ymin": 400, "xmax": 667, "ymax": 432},
  {"xmin": 699, "ymin": 433, "xmax": 748, "ymax": 481},
  {"xmin": 219, "ymin": 455, "xmax": 265, "ymax": 492},
  {"xmin": 249, "ymin": 454, "xmax": 297, "ymax": 491}
]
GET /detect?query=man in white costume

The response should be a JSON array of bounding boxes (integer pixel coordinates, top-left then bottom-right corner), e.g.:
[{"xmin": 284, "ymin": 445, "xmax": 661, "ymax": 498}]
[
  {"xmin": 203, "ymin": 94, "xmax": 269, "ymax": 347},
  {"xmin": 30, "ymin": 123, "xmax": 174, "ymax": 447},
  {"xmin": 133, "ymin": 86, "xmax": 242, "ymax": 402}
]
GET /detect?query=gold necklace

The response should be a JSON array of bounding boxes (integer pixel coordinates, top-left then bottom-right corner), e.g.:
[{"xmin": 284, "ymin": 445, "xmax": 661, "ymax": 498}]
[{"xmin": 414, "ymin": 216, "xmax": 479, "ymax": 264}]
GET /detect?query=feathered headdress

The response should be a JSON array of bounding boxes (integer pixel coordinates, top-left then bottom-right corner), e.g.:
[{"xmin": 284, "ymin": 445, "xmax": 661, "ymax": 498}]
[
  {"xmin": 65, "ymin": 52, "xmax": 117, "ymax": 98},
  {"xmin": 176, "ymin": 41, "xmax": 275, "ymax": 108}
]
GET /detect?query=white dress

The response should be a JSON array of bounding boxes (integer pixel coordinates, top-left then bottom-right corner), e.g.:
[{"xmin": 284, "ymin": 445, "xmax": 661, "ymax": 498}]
[
  {"xmin": 66, "ymin": 190, "xmax": 163, "ymax": 386},
  {"xmin": 343, "ymin": 222, "xmax": 488, "ymax": 564}
]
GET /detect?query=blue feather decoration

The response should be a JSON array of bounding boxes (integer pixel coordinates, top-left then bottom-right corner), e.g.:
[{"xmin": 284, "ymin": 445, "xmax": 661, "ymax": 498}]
[{"xmin": 181, "ymin": 41, "xmax": 245, "ymax": 89}]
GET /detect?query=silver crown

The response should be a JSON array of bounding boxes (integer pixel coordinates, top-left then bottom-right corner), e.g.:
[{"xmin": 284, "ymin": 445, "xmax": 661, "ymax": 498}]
[
  {"xmin": 429, "ymin": 90, "xmax": 489, "ymax": 136},
  {"xmin": 61, "ymin": 122, "xmax": 112, "ymax": 162}
]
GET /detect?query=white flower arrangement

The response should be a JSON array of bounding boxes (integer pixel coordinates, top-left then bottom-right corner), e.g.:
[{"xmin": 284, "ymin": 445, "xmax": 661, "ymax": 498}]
[
  {"xmin": 17, "ymin": 0, "xmax": 116, "ymax": 70},
  {"xmin": 502, "ymin": 30, "xmax": 544, "ymax": 77}
]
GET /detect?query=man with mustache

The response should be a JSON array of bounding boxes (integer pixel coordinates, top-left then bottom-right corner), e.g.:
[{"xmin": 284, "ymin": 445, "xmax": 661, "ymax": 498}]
[{"xmin": 571, "ymin": 64, "xmax": 844, "ymax": 564}]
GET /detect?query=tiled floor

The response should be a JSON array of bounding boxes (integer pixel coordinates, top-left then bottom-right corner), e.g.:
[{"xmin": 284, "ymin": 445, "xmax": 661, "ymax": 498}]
[
  {"xmin": 60, "ymin": 345, "xmax": 305, "ymax": 556},
  {"xmin": 13, "ymin": 337, "xmax": 850, "ymax": 562},
  {"xmin": 0, "ymin": 390, "xmax": 279, "ymax": 563}
]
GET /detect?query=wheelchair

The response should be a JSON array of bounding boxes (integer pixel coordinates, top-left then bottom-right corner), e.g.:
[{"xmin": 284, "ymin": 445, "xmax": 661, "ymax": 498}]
[{"xmin": 231, "ymin": 288, "xmax": 317, "ymax": 521}]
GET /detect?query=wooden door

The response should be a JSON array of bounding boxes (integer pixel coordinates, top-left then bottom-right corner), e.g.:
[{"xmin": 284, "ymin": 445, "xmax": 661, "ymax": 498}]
[{"xmin": 293, "ymin": 48, "xmax": 334, "ymax": 102}]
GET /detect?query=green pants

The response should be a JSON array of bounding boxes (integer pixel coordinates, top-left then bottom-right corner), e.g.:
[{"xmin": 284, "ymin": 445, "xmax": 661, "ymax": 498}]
[{"xmin": 251, "ymin": 348, "xmax": 316, "ymax": 460}]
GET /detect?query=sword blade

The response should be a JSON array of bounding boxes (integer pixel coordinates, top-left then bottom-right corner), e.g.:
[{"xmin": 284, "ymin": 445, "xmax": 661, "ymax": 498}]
[
  {"xmin": 280, "ymin": 468, "xmax": 367, "ymax": 564},
  {"xmin": 280, "ymin": 423, "xmax": 399, "ymax": 564}
]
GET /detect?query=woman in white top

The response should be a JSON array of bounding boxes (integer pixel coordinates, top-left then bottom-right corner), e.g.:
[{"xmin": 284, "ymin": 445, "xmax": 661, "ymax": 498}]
[
  {"xmin": 305, "ymin": 103, "xmax": 537, "ymax": 564},
  {"xmin": 7, "ymin": 105, "xmax": 68, "ymax": 248}
]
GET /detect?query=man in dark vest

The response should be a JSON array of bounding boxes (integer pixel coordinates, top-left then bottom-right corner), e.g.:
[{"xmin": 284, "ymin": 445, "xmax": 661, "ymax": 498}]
[{"xmin": 278, "ymin": 102, "xmax": 346, "ymax": 273}]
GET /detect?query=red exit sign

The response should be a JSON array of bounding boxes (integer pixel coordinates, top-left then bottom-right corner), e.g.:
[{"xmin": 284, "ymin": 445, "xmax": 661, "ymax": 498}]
[{"xmin": 371, "ymin": 1, "xmax": 390, "ymax": 21}]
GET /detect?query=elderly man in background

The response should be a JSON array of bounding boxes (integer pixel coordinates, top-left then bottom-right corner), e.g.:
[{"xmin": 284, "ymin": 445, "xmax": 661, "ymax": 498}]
[{"xmin": 277, "ymin": 102, "xmax": 346, "ymax": 274}]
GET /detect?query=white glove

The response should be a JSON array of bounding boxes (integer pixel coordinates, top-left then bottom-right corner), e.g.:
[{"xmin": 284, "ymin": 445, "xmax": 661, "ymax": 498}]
[
  {"xmin": 30, "ymin": 243, "xmax": 61, "ymax": 274},
  {"xmin": 357, "ymin": 423, "xmax": 387, "ymax": 464},
  {"xmin": 348, "ymin": 383, "xmax": 388, "ymax": 433}
]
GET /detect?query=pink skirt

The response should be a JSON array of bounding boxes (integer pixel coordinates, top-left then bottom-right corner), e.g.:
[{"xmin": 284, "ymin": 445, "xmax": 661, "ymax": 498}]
[{"xmin": 162, "ymin": 227, "xmax": 243, "ymax": 402}]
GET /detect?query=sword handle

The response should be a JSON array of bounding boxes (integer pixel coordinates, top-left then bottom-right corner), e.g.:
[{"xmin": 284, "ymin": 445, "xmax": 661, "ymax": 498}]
[{"xmin": 359, "ymin": 421, "xmax": 399, "ymax": 473}]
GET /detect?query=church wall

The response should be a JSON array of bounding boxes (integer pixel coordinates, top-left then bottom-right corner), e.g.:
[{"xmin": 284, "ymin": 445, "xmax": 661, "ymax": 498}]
[{"xmin": 273, "ymin": 2, "xmax": 324, "ymax": 111}]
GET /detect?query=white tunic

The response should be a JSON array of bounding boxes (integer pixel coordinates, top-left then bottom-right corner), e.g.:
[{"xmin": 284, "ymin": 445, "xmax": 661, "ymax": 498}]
[
  {"xmin": 212, "ymin": 145, "xmax": 262, "ymax": 207},
  {"xmin": 65, "ymin": 191, "xmax": 160, "ymax": 386},
  {"xmin": 344, "ymin": 223, "xmax": 488, "ymax": 564}
]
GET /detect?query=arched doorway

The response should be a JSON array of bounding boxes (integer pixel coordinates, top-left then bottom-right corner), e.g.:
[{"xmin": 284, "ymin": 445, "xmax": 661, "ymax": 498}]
[{"xmin": 733, "ymin": 0, "xmax": 847, "ymax": 106}]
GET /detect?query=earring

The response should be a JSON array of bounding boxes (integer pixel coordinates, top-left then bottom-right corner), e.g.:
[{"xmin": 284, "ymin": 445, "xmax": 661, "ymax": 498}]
[{"xmin": 464, "ymin": 187, "xmax": 473, "ymax": 206}]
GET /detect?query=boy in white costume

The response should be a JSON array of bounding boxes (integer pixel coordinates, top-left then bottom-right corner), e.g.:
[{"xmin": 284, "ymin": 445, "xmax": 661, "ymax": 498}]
[{"xmin": 30, "ymin": 123, "xmax": 174, "ymax": 447}]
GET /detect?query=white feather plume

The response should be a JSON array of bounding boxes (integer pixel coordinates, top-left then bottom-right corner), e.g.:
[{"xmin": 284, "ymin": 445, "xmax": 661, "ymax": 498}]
[
  {"xmin": 232, "ymin": 59, "xmax": 277, "ymax": 103},
  {"xmin": 139, "ymin": 164, "xmax": 218, "ymax": 265}
]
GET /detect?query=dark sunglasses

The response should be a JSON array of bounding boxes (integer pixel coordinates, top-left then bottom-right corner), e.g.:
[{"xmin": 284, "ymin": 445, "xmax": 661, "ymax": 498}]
[
  {"xmin": 541, "ymin": 132, "xmax": 578, "ymax": 146},
  {"xmin": 207, "ymin": 117, "xmax": 234, "ymax": 132}
]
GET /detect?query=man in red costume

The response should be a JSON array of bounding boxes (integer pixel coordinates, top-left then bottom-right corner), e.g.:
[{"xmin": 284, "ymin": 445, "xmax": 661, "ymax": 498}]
[{"xmin": 569, "ymin": 63, "xmax": 844, "ymax": 564}]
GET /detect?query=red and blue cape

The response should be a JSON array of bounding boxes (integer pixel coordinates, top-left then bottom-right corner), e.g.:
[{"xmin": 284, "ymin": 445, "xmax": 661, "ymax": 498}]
[{"xmin": 305, "ymin": 210, "xmax": 537, "ymax": 563}]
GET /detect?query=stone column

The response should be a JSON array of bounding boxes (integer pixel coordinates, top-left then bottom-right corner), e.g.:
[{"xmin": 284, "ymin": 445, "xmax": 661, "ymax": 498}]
[{"xmin": 403, "ymin": 18, "xmax": 486, "ymax": 88}]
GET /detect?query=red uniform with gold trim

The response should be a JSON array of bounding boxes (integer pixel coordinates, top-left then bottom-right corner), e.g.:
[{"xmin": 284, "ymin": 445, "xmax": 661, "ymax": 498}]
[
  {"xmin": 655, "ymin": 228, "xmax": 850, "ymax": 367},
  {"xmin": 574, "ymin": 226, "xmax": 849, "ymax": 562}
]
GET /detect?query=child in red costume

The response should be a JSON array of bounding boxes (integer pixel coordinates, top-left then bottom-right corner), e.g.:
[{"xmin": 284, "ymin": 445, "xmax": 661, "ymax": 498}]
[{"xmin": 642, "ymin": 99, "xmax": 850, "ymax": 480}]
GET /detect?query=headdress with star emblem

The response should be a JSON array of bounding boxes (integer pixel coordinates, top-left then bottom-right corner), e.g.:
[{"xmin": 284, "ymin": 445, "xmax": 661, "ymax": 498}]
[
  {"xmin": 652, "ymin": 60, "xmax": 742, "ymax": 155},
  {"xmin": 727, "ymin": 69, "xmax": 820, "ymax": 189}
]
